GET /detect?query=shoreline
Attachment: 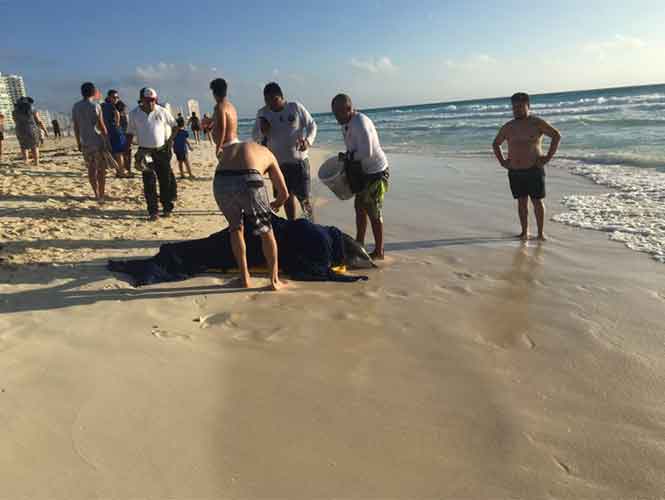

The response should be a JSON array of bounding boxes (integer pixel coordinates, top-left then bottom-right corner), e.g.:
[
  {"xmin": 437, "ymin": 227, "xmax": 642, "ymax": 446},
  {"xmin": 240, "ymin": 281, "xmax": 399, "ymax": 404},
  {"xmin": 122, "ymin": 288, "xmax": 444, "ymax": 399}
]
[{"xmin": 2, "ymin": 137, "xmax": 665, "ymax": 498}]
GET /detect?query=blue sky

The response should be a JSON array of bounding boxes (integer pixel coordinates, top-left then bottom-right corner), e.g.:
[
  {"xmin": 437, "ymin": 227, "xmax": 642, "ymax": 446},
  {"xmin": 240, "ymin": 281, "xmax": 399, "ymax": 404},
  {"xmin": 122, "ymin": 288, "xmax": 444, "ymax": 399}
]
[{"xmin": 2, "ymin": 0, "xmax": 664, "ymax": 117}]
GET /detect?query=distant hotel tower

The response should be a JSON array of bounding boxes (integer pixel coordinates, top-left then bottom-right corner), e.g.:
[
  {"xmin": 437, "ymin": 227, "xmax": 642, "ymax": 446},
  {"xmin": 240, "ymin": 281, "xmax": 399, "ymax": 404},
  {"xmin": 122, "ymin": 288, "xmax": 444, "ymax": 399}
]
[
  {"xmin": 187, "ymin": 99, "xmax": 201, "ymax": 118},
  {"xmin": 0, "ymin": 73, "xmax": 28, "ymax": 129}
]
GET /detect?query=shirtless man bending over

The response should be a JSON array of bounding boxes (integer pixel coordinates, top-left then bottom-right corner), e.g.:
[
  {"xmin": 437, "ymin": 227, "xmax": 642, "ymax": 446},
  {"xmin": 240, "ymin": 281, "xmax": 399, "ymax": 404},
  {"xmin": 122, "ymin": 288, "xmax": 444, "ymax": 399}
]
[
  {"xmin": 209, "ymin": 78, "xmax": 239, "ymax": 159},
  {"xmin": 213, "ymin": 141, "xmax": 289, "ymax": 290},
  {"xmin": 493, "ymin": 92, "xmax": 561, "ymax": 241}
]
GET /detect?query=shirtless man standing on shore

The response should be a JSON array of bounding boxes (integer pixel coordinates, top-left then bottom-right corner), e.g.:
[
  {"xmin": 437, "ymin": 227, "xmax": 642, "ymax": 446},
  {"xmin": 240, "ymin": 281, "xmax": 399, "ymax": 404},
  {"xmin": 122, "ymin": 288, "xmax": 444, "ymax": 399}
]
[
  {"xmin": 213, "ymin": 141, "xmax": 289, "ymax": 290},
  {"xmin": 493, "ymin": 92, "xmax": 561, "ymax": 241},
  {"xmin": 209, "ymin": 78, "xmax": 239, "ymax": 159}
]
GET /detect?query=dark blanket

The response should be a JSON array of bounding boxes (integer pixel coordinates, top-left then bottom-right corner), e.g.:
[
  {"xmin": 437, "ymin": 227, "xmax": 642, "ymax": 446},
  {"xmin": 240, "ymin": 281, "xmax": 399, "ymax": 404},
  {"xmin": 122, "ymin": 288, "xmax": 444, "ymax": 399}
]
[{"xmin": 108, "ymin": 215, "xmax": 368, "ymax": 287}]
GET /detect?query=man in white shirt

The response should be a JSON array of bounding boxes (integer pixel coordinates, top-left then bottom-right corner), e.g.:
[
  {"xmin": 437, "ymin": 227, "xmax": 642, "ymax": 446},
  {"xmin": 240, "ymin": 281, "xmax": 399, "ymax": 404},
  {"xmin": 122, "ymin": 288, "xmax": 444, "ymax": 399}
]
[
  {"xmin": 126, "ymin": 87, "xmax": 178, "ymax": 221},
  {"xmin": 253, "ymin": 82, "xmax": 317, "ymax": 221},
  {"xmin": 332, "ymin": 93, "xmax": 389, "ymax": 260}
]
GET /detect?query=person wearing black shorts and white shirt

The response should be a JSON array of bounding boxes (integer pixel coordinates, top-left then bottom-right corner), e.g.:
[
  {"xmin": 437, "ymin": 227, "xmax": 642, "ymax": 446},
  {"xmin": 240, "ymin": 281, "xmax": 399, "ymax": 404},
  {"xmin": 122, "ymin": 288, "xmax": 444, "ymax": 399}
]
[
  {"xmin": 126, "ymin": 87, "xmax": 178, "ymax": 221},
  {"xmin": 253, "ymin": 82, "xmax": 317, "ymax": 221}
]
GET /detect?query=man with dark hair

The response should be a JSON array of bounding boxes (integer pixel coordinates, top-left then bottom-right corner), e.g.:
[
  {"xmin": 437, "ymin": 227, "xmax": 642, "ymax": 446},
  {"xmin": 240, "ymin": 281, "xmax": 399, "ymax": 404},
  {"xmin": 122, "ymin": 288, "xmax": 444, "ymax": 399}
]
[
  {"xmin": 213, "ymin": 141, "xmax": 289, "ymax": 290},
  {"xmin": 116, "ymin": 99, "xmax": 132, "ymax": 173},
  {"xmin": 51, "ymin": 119, "xmax": 62, "ymax": 140},
  {"xmin": 101, "ymin": 89, "xmax": 129, "ymax": 177},
  {"xmin": 252, "ymin": 82, "xmax": 317, "ymax": 221},
  {"xmin": 72, "ymin": 82, "xmax": 111, "ymax": 203},
  {"xmin": 187, "ymin": 111, "xmax": 201, "ymax": 144},
  {"xmin": 209, "ymin": 78, "xmax": 238, "ymax": 158},
  {"xmin": 332, "ymin": 93, "xmax": 389, "ymax": 260},
  {"xmin": 126, "ymin": 87, "xmax": 179, "ymax": 221},
  {"xmin": 493, "ymin": 92, "xmax": 562, "ymax": 241}
]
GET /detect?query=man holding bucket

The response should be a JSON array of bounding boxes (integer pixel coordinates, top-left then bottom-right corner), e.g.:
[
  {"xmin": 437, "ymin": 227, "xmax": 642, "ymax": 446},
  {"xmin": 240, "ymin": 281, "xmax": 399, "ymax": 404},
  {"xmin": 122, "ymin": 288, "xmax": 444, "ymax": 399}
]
[{"xmin": 331, "ymin": 94, "xmax": 389, "ymax": 260}]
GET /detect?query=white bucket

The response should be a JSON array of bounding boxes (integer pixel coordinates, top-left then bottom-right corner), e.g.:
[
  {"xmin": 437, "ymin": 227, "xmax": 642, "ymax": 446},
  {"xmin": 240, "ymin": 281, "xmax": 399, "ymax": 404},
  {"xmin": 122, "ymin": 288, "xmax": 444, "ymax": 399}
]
[{"xmin": 318, "ymin": 156, "xmax": 354, "ymax": 200}]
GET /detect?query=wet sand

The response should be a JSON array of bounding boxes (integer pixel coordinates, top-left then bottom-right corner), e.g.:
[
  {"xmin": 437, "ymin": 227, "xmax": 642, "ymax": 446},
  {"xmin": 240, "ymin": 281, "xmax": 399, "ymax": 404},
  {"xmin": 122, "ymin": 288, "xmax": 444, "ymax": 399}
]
[{"xmin": 1, "ymin": 137, "xmax": 665, "ymax": 498}]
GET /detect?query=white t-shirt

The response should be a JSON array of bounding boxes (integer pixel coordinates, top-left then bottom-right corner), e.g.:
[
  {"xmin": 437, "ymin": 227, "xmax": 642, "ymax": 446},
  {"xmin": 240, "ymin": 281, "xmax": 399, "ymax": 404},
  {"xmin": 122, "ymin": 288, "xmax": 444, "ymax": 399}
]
[
  {"xmin": 127, "ymin": 105, "xmax": 176, "ymax": 148},
  {"xmin": 252, "ymin": 101, "xmax": 317, "ymax": 164},
  {"xmin": 342, "ymin": 112, "xmax": 388, "ymax": 175}
]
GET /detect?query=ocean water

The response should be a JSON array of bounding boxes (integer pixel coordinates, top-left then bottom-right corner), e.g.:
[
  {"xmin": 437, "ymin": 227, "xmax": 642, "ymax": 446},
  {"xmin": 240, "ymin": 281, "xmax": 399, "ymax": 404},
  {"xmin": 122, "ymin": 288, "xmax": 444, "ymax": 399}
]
[
  {"xmin": 239, "ymin": 83, "xmax": 665, "ymax": 164},
  {"xmin": 237, "ymin": 84, "xmax": 665, "ymax": 263}
]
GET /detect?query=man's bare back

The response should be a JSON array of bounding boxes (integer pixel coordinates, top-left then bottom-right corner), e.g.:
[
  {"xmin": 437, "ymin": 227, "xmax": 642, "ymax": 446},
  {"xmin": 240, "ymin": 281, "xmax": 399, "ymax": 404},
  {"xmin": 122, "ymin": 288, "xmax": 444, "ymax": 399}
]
[
  {"xmin": 217, "ymin": 142, "xmax": 289, "ymax": 201},
  {"xmin": 213, "ymin": 100, "xmax": 238, "ymax": 149},
  {"xmin": 218, "ymin": 141, "xmax": 273, "ymax": 172}
]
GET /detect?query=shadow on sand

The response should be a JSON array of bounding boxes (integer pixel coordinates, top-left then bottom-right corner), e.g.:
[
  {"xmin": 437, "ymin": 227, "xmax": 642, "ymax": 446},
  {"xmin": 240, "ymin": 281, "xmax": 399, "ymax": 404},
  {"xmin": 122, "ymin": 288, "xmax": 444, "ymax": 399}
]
[
  {"xmin": 1, "ymin": 256, "xmax": 255, "ymax": 315},
  {"xmin": 384, "ymin": 235, "xmax": 518, "ymax": 252}
]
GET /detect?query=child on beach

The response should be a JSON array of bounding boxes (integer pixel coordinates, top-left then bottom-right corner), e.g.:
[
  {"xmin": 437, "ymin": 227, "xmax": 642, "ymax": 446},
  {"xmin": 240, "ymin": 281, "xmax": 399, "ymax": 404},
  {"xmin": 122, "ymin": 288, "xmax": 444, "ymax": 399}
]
[{"xmin": 173, "ymin": 117, "xmax": 194, "ymax": 179}]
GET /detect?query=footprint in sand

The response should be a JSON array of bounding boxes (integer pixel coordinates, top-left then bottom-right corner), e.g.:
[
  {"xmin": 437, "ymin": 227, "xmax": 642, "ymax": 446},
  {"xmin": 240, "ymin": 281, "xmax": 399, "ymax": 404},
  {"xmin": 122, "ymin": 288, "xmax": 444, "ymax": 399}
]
[
  {"xmin": 232, "ymin": 326, "xmax": 287, "ymax": 343},
  {"xmin": 476, "ymin": 328, "xmax": 536, "ymax": 351},
  {"xmin": 385, "ymin": 289, "xmax": 414, "ymax": 300},
  {"xmin": 325, "ymin": 309, "xmax": 382, "ymax": 327},
  {"xmin": 552, "ymin": 456, "xmax": 572, "ymax": 475},
  {"xmin": 193, "ymin": 296, "xmax": 208, "ymax": 308},
  {"xmin": 353, "ymin": 289, "xmax": 381, "ymax": 300},
  {"xmin": 437, "ymin": 284, "xmax": 473, "ymax": 295},
  {"xmin": 151, "ymin": 326, "xmax": 191, "ymax": 340},
  {"xmin": 195, "ymin": 312, "xmax": 288, "ymax": 343},
  {"xmin": 195, "ymin": 312, "xmax": 242, "ymax": 329}
]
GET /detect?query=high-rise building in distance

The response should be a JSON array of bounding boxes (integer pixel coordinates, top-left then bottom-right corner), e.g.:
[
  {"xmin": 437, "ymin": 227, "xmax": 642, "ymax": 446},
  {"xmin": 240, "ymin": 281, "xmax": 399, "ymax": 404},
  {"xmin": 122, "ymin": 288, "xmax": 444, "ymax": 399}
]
[
  {"xmin": 187, "ymin": 99, "xmax": 201, "ymax": 118},
  {"xmin": 0, "ymin": 72, "xmax": 28, "ymax": 129}
]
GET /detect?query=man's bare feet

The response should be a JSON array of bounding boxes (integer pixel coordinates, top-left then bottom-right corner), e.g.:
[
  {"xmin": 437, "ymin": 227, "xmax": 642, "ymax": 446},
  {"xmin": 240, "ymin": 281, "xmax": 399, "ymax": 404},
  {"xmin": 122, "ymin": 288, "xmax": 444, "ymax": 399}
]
[
  {"xmin": 269, "ymin": 278, "xmax": 284, "ymax": 291},
  {"xmin": 369, "ymin": 250, "xmax": 385, "ymax": 261},
  {"xmin": 537, "ymin": 234, "xmax": 547, "ymax": 241},
  {"xmin": 517, "ymin": 232, "xmax": 530, "ymax": 241}
]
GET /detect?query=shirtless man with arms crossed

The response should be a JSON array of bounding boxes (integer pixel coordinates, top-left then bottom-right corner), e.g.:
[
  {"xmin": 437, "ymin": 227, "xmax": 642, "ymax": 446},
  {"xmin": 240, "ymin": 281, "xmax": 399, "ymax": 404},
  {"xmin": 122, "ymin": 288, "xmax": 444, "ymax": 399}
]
[
  {"xmin": 493, "ymin": 92, "xmax": 561, "ymax": 241},
  {"xmin": 209, "ymin": 78, "xmax": 239, "ymax": 159},
  {"xmin": 213, "ymin": 141, "xmax": 289, "ymax": 290}
]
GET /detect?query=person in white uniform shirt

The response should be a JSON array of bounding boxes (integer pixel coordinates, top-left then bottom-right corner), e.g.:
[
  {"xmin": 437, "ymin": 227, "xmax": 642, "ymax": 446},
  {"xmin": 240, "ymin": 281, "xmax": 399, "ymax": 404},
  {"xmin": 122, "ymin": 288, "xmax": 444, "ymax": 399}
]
[
  {"xmin": 332, "ymin": 93, "xmax": 389, "ymax": 260},
  {"xmin": 126, "ymin": 87, "xmax": 178, "ymax": 221},
  {"xmin": 253, "ymin": 82, "xmax": 317, "ymax": 221}
]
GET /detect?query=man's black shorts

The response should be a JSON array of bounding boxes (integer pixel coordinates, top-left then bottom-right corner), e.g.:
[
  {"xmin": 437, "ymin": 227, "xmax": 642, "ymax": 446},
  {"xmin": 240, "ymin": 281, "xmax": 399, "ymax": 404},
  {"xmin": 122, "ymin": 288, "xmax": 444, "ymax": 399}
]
[
  {"xmin": 508, "ymin": 166, "xmax": 546, "ymax": 199},
  {"xmin": 175, "ymin": 150, "xmax": 188, "ymax": 162},
  {"xmin": 278, "ymin": 159, "xmax": 311, "ymax": 201}
]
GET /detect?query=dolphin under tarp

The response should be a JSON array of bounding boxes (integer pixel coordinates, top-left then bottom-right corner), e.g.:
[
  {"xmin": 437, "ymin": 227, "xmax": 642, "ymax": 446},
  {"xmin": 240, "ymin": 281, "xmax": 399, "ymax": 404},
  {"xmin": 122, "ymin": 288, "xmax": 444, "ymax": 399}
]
[{"xmin": 108, "ymin": 215, "xmax": 374, "ymax": 287}]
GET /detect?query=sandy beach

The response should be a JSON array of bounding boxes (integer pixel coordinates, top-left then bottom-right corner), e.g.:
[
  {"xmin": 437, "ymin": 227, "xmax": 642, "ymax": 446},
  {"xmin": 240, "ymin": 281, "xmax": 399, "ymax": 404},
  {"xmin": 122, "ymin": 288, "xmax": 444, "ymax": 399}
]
[{"xmin": 2, "ymin": 137, "xmax": 665, "ymax": 498}]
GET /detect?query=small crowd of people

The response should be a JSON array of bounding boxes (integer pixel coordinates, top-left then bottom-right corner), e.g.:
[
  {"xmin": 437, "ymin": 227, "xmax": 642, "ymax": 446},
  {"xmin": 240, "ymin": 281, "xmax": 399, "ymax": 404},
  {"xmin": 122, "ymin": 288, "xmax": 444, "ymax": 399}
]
[
  {"xmin": 66, "ymin": 77, "xmax": 392, "ymax": 290},
  {"xmin": 0, "ymin": 77, "xmax": 561, "ymax": 291}
]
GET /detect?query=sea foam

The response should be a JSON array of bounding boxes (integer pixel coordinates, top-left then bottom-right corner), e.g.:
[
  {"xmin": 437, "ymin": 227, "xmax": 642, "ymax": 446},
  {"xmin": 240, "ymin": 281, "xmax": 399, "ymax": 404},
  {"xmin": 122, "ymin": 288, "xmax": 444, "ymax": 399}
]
[{"xmin": 553, "ymin": 160, "xmax": 665, "ymax": 263}]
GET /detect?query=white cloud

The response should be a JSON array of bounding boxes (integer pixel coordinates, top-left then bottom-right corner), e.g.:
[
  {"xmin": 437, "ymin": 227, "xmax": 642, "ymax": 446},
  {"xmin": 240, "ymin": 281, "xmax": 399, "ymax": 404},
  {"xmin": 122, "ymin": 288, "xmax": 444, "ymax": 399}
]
[
  {"xmin": 446, "ymin": 54, "xmax": 497, "ymax": 70},
  {"xmin": 350, "ymin": 56, "xmax": 397, "ymax": 74},
  {"xmin": 583, "ymin": 35, "xmax": 646, "ymax": 60},
  {"xmin": 135, "ymin": 62, "xmax": 178, "ymax": 81}
]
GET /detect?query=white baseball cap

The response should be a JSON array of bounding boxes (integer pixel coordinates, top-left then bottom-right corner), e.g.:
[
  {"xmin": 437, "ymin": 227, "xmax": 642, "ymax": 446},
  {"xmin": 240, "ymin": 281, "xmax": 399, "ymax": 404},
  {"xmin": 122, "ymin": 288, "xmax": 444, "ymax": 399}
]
[{"xmin": 140, "ymin": 87, "xmax": 158, "ymax": 100}]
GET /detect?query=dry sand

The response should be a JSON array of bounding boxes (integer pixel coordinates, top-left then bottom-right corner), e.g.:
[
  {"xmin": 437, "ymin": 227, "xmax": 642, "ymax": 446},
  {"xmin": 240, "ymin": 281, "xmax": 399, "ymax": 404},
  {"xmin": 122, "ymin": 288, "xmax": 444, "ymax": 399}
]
[{"xmin": 1, "ymin": 137, "xmax": 665, "ymax": 498}]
